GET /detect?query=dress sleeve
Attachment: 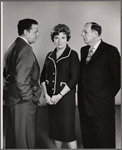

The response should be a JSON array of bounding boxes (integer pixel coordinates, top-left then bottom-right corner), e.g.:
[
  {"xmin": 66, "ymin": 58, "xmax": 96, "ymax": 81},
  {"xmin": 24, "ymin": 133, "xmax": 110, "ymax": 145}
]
[
  {"xmin": 67, "ymin": 50, "xmax": 80, "ymax": 89},
  {"xmin": 40, "ymin": 60, "xmax": 46, "ymax": 84},
  {"xmin": 40, "ymin": 52, "xmax": 51, "ymax": 84}
]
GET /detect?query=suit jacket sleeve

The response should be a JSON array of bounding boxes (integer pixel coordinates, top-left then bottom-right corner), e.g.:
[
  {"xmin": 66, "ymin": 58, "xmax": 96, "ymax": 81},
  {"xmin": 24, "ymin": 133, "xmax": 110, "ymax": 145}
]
[
  {"xmin": 108, "ymin": 46, "xmax": 121, "ymax": 96},
  {"xmin": 16, "ymin": 45, "xmax": 33, "ymax": 101}
]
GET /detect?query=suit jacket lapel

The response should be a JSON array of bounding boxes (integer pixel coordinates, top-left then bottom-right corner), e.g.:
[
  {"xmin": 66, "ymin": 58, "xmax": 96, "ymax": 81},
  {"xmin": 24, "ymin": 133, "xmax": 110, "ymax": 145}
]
[
  {"xmin": 85, "ymin": 40, "xmax": 105, "ymax": 68},
  {"xmin": 81, "ymin": 45, "xmax": 89, "ymax": 68},
  {"xmin": 33, "ymin": 52, "xmax": 40, "ymax": 71}
]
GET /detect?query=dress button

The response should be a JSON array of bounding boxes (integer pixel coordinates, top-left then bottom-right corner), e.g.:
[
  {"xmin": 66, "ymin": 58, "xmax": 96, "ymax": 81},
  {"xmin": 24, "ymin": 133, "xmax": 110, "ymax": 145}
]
[
  {"xmin": 53, "ymin": 73, "xmax": 55, "ymax": 75},
  {"xmin": 52, "ymin": 80, "xmax": 54, "ymax": 82}
]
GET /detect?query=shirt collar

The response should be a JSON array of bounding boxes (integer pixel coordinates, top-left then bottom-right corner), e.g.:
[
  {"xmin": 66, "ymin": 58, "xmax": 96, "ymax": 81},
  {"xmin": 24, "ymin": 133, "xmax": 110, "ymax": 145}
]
[
  {"xmin": 92, "ymin": 40, "xmax": 101, "ymax": 52},
  {"xmin": 19, "ymin": 36, "xmax": 29, "ymax": 44}
]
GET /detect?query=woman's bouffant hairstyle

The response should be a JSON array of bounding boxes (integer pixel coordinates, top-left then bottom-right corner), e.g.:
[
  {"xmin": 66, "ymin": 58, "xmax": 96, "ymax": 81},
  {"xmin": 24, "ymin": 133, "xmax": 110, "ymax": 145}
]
[{"xmin": 50, "ymin": 24, "xmax": 71, "ymax": 42}]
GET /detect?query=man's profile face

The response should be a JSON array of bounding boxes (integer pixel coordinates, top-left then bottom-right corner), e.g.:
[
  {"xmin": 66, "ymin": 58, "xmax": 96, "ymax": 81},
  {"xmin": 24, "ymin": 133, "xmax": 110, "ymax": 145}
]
[
  {"xmin": 81, "ymin": 23, "xmax": 95, "ymax": 45},
  {"xmin": 26, "ymin": 24, "xmax": 39, "ymax": 44}
]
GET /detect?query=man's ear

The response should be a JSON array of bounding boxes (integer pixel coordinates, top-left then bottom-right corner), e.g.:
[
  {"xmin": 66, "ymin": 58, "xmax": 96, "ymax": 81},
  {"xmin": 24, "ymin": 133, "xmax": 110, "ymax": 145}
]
[
  {"xmin": 94, "ymin": 30, "xmax": 98, "ymax": 37},
  {"xmin": 23, "ymin": 29, "xmax": 28, "ymax": 36}
]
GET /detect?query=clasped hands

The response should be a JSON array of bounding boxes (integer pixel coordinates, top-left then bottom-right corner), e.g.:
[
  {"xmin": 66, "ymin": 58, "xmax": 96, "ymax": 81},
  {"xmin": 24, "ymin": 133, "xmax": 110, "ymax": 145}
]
[{"xmin": 45, "ymin": 93, "xmax": 62, "ymax": 105}]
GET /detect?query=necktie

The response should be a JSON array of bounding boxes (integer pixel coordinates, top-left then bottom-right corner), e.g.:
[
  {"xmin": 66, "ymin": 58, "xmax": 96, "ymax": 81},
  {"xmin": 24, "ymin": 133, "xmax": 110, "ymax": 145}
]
[{"xmin": 86, "ymin": 47, "xmax": 94, "ymax": 64}]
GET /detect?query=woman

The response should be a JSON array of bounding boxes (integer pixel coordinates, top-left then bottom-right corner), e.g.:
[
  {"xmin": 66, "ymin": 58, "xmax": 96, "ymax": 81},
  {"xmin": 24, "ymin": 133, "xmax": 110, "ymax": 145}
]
[{"xmin": 40, "ymin": 24, "xmax": 80, "ymax": 149}]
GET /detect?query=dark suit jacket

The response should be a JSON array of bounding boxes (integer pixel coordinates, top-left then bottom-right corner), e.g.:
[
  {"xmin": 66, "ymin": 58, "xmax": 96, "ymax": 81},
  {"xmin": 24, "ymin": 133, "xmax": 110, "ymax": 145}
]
[
  {"xmin": 78, "ymin": 40, "xmax": 120, "ymax": 117},
  {"xmin": 3, "ymin": 37, "xmax": 41, "ymax": 106}
]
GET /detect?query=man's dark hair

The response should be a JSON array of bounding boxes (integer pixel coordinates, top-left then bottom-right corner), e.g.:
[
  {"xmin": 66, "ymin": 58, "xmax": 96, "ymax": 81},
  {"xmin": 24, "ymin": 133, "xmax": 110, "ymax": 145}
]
[
  {"xmin": 86, "ymin": 22, "xmax": 102, "ymax": 36},
  {"xmin": 17, "ymin": 18, "xmax": 38, "ymax": 36}
]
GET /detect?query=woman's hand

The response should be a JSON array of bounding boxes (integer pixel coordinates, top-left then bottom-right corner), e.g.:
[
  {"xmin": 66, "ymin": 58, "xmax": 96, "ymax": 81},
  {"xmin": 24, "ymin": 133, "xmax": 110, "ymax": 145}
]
[
  {"xmin": 51, "ymin": 94, "xmax": 62, "ymax": 105},
  {"xmin": 45, "ymin": 94, "xmax": 54, "ymax": 105}
]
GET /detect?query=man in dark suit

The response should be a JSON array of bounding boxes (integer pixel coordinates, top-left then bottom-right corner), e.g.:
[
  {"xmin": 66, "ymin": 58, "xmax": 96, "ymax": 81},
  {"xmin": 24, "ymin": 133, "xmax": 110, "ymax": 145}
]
[
  {"xmin": 3, "ymin": 18, "xmax": 42, "ymax": 148},
  {"xmin": 78, "ymin": 22, "xmax": 120, "ymax": 148}
]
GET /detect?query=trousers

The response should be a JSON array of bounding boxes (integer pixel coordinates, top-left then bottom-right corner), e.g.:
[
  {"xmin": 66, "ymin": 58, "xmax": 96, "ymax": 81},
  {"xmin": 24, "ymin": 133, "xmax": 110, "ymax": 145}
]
[
  {"xmin": 79, "ymin": 113, "xmax": 115, "ymax": 148},
  {"xmin": 6, "ymin": 100, "xmax": 37, "ymax": 148}
]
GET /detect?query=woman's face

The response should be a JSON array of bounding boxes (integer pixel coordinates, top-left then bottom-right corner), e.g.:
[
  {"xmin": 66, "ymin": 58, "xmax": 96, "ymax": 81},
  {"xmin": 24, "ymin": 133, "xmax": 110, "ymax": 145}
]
[{"xmin": 53, "ymin": 32, "xmax": 67, "ymax": 50}]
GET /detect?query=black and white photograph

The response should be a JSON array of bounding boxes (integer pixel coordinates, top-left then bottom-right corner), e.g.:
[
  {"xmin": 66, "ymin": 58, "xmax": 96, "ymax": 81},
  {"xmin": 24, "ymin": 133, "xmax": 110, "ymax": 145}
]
[{"xmin": 1, "ymin": 1, "xmax": 121, "ymax": 149}]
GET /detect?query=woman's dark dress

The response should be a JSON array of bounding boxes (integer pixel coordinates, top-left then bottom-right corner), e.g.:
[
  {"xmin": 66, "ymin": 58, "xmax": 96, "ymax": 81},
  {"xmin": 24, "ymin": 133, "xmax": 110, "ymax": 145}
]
[{"xmin": 40, "ymin": 45, "xmax": 80, "ymax": 142}]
